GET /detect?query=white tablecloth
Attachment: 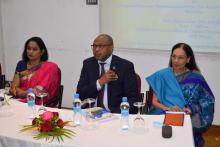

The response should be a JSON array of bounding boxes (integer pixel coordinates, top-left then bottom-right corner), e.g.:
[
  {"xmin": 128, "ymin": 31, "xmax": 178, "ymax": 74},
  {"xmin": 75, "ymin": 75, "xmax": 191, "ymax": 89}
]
[{"xmin": 0, "ymin": 100, "xmax": 194, "ymax": 147}]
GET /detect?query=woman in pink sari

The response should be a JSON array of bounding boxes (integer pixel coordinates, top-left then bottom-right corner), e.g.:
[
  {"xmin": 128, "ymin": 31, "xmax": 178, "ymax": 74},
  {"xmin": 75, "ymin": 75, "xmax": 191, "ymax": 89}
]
[{"xmin": 10, "ymin": 37, "xmax": 59, "ymax": 106}]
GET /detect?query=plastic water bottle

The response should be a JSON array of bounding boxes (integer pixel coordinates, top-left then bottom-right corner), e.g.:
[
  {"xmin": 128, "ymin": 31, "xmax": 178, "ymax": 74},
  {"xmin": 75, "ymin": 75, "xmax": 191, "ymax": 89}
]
[
  {"xmin": 73, "ymin": 93, "xmax": 81, "ymax": 126},
  {"xmin": 120, "ymin": 96, "xmax": 130, "ymax": 130},
  {"xmin": 27, "ymin": 88, "xmax": 36, "ymax": 119}
]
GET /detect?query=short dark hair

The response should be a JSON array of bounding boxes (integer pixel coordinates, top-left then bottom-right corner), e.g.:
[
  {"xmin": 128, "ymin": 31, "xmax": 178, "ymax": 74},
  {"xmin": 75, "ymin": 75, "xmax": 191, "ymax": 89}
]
[
  {"xmin": 22, "ymin": 36, "xmax": 49, "ymax": 61},
  {"xmin": 169, "ymin": 43, "xmax": 200, "ymax": 71},
  {"xmin": 97, "ymin": 34, "xmax": 114, "ymax": 46}
]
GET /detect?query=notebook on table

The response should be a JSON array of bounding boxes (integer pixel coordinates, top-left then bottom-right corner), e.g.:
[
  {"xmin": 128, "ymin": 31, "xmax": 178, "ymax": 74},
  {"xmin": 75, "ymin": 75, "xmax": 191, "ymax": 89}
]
[{"xmin": 164, "ymin": 111, "xmax": 185, "ymax": 126}]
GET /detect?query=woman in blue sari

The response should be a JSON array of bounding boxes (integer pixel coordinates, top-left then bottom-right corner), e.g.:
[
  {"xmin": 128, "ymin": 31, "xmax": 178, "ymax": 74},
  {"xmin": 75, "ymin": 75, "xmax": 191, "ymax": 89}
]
[{"xmin": 146, "ymin": 43, "xmax": 215, "ymax": 147}]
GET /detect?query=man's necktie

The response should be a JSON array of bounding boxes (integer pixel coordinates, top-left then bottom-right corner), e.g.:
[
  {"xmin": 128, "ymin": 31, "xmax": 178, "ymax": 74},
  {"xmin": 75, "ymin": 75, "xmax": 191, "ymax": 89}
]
[{"xmin": 97, "ymin": 62, "xmax": 106, "ymax": 108}]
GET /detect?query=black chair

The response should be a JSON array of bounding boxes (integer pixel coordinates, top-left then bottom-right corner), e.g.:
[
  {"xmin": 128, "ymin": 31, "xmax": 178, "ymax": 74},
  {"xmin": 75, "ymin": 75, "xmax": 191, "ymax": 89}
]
[
  {"xmin": 135, "ymin": 73, "xmax": 149, "ymax": 114},
  {"xmin": 0, "ymin": 64, "xmax": 5, "ymax": 89},
  {"xmin": 136, "ymin": 73, "xmax": 141, "ymax": 98},
  {"xmin": 44, "ymin": 84, "xmax": 64, "ymax": 109},
  {"xmin": 0, "ymin": 75, "xmax": 5, "ymax": 89},
  {"xmin": 140, "ymin": 87, "xmax": 153, "ymax": 114},
  {"xmin": 44, "ymin": 67, "xmax": 63, "ymax": 109},
  {"xmin": 145, "ymin": 87, "xmax": 153, "ymax": 113},
  {"xmin": 57, "ymin": 85, "xmax": 64, "ymax": 109}
]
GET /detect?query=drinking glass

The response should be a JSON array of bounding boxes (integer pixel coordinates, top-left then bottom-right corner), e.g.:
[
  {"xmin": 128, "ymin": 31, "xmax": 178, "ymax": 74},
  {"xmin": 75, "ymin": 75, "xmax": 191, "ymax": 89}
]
[
  {"xmin": 35, "ymin": 86, "xmax": 48, "ymax": 113},
  {"xmin": 4, "ymin": 81, "xmax": 11, "ymax": 95},
  {"xmin": 81, "ymin": 98, "xmax": 97, "ymax": 130},
  {"xmin": 0, "ymin": 88, "xmax": 13, "ymax": 117},
  {"xmin": 133, "ymin": 102, "xmax": 146, "ymax": 133}
]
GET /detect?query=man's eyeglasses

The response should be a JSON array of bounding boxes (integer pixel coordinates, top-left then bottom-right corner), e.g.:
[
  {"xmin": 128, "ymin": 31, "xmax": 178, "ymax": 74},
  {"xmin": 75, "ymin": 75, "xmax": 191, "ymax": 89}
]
[{"xmin": 91, "ymin": 44, "xmax": 112, "ymax": 49}]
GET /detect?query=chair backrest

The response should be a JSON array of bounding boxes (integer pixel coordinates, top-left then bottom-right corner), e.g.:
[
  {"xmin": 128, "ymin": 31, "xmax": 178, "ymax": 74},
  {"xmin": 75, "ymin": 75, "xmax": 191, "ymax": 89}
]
[
  {"xmin": 57, "ymin": 84, "xmax": 64, "ymax": 109},
  {"xmin": 136, "ymin": 73, "xmax": 149, "ymax": 114},
  {"xmin": 146, "ymin": 86, "xmax": 153, "ymax": 112},
  {"xmin": 135, "ymin": 73, "xmax": 141, "ymax": 99},
  {"xmin": 44, "ymin": 67, "xmax": 63, "ymax": 109},
  {"xmin": 0, "ymin": 64, "xmax": 5, "ymax": 89},
  {"xmin": 0, "ymin": 63, "xmax": 2, "ymax": 75}
]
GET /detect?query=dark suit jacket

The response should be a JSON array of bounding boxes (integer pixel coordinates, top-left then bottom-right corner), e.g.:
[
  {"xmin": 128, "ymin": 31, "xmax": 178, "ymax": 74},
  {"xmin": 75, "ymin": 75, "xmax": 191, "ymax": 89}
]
[{"xmin": 77, "ymin": 55, "xmax": 139, "ymax": 114}]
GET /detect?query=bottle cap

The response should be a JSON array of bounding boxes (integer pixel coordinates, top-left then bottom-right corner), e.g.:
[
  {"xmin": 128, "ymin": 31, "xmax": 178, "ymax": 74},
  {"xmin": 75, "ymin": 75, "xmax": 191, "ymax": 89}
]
[
  {"xmin": 28, "ymin": 88, "xmax": 33, "ymax": 93},
  {"xmin": 122, "ymin": 96, "xmax": 127, "ymax": 102},
  {"xmin": 73, "ymin": 93, "xmax": 79, "ymax": 99}
]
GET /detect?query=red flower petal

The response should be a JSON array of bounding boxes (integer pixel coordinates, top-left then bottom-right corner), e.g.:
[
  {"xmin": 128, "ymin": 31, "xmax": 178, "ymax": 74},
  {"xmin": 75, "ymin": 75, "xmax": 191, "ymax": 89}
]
[
  {"xmin": 57, "ymin": 119, "xmax": 64, "ymax": 128},
  {"xmin": 40, "ymin": 121, "xmax": 53, "ymax": 132}
]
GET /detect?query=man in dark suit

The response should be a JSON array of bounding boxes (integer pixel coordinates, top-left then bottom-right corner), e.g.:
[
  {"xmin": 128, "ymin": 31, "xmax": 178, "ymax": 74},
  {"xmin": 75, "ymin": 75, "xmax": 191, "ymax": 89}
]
[{"xmin": 77, "ymin": 34, "xmax": 139, "ymax": 113}]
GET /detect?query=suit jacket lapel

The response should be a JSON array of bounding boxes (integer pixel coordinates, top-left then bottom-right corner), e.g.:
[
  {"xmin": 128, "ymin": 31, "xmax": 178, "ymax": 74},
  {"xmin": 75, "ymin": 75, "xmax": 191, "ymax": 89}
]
[
  {"xmin": 91, "ymin": 57, "xmax": 100, "ymax": 80},
  {"xmin": 110, "ymin": 55, "xmax": 119, "ymax": 71},
  {"xmin": 108, "ymin": 55, "xmax": 120, "ymax": 106}
]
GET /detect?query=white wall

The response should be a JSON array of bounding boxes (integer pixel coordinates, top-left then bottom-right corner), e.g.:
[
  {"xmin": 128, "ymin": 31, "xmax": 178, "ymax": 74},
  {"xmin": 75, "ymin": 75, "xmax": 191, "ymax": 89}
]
[
  {"xmin": 1, "ymin": 0, "xmax": 220, "ymax": 125},
  {"xmin": 0, "ymin": 1, "xmax": 5, "ymax": 70},
  {"xmin": 1, "ymin": 0, "xmax": 99, "ymax": 108}
]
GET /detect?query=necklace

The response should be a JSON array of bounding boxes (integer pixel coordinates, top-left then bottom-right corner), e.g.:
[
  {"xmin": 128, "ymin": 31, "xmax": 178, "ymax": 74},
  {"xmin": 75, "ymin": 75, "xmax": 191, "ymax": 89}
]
[
  {"xmin": 173, "ymin": 68, "xmax": 188, "ymax": 76},
  {"xmin": 27, "ymin": 61, "xmax": 42, "ymax": 71}
]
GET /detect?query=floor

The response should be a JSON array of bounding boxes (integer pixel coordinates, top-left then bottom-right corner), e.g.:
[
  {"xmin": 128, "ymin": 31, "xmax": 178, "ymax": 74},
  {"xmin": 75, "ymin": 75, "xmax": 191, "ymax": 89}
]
[{"xmin": 203, "ymin": 125, "xmax": 220, "ymax": 147}]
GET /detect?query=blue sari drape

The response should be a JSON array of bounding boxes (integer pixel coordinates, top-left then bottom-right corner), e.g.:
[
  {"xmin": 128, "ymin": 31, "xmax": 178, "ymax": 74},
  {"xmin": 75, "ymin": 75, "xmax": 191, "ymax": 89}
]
[
  {"xmin": 146, "ymin": 68, "xmax": 186, "ymax": 109},
  {"xmin": 146, "ymin": 67, "xmax": 215, "ymax": 133}
]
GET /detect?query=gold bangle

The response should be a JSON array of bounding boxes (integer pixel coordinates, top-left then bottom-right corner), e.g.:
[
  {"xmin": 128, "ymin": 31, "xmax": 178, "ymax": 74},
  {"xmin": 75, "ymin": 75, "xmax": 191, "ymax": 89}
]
[{"xmin": 15, "ymin": 71, "xmax": 20, "ymax": 76}]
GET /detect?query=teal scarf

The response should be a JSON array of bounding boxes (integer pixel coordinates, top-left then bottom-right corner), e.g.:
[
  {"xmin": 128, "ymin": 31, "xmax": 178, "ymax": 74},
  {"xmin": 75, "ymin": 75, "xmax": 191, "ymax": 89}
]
[{"xmin": 146, "ymin": 67, "xmax": 186, "ymax": 109}]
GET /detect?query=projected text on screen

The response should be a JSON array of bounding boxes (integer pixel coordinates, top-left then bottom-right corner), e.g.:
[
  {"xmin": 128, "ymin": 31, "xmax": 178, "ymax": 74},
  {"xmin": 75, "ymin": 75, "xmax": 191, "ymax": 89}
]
[{"xmin": 100, "ymin": 0, "xmax": 220, "ymax": 52}]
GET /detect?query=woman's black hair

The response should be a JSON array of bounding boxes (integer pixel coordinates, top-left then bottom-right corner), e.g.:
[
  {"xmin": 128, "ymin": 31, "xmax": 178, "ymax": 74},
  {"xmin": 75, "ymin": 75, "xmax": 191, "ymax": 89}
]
[
  {"xmin": 22, "ymin": 36, "xmax": 48, "ymax": 61},
  {"xmin": 169, "ymin": 43, "xmax": 200, "ymax": 71}
]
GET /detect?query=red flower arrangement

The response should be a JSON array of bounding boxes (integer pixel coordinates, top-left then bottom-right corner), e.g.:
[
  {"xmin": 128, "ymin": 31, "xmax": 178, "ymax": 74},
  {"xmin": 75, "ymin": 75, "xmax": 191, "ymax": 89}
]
[{"xmin": 20, "ymin": 111, "xmax": 75, "ymax": 142}]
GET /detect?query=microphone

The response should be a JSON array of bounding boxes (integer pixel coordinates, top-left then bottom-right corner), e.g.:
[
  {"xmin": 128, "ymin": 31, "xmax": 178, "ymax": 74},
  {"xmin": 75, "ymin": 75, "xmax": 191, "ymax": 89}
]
[{"xmin": 162, "ymin": 125, "xmax": 172, "ymax": 138}]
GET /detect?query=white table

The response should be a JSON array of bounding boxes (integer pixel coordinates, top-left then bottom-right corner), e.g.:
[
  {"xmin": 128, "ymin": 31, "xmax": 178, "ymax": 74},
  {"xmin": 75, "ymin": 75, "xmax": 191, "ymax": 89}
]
[{"xmin": 0, "ymin": 100, "xmax": 194, "ymax": 147}]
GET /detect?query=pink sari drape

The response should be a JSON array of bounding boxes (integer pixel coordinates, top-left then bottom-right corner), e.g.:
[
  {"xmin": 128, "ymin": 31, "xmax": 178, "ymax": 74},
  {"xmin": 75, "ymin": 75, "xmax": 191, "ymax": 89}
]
[{"xmin": 19, "ymin": 61, "xmax": 59, "ymax": 105}]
